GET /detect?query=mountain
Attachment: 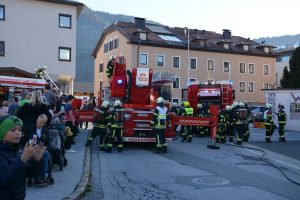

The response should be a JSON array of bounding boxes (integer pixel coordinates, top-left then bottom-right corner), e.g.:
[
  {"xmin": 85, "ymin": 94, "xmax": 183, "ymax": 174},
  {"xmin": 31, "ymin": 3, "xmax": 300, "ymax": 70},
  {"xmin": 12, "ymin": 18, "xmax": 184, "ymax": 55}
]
[
  {"xmin": 75, "ymin": 6, "xmax": 300, "ymax": 83},
  {"xmin": 75, "ymin": 7, "xmax": 134, "ymax": 83},
  {"xmin": 254, "ymin": 34, "xmax": 300, "ymax": 48}
]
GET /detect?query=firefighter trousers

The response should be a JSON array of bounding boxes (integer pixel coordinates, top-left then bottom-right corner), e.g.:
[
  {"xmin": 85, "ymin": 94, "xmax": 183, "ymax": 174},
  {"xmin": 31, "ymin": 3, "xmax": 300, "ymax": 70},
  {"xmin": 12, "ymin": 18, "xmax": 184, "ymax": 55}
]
[
  {"xmin": 235, "ymin": 124, "xmax": 246, "ymax": 143},
  {"xmin": 155, "ymin": 128, "xmax": 167, "ymax": 153},
  {"xmin": 88, "ymin": 126, "xmax": 107, "ymax": 149},
  {"xmin": 107, "ymin": 127, "xmax": 123, "ymax": 152},
  {"xmin": 182, "ymin": 125, "xmax": 192, "ymax": 142},
  {"xmin": 278, "ymin": 123, "xmax": 286, "ymax": 139},
  {"xmin": 265, "ymin": 124, "xmax": 275, "ymax": 141}
]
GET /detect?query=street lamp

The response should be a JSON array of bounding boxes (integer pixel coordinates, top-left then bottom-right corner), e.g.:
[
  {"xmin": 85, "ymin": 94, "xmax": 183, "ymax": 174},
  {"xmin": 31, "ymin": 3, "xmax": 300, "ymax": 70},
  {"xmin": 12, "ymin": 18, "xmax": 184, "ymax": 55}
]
[{"xmin": 184, "ymin": 27, "xmax": 190, "ymax": 85}]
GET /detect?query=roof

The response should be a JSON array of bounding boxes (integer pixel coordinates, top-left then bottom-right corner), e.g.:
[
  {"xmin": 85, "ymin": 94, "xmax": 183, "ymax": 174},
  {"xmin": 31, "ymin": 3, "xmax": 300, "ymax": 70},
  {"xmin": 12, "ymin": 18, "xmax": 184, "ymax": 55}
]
[
  {"xmin": 36, "ymin": 0, "xmax": 84, "ymax": 7},
  {"xmin": 93, "ymin": 19, "xmax": 278, "ymax": 58},
  {"xmin": 0, "ymin": 67, "xmax": 35, "ymax": 78}
]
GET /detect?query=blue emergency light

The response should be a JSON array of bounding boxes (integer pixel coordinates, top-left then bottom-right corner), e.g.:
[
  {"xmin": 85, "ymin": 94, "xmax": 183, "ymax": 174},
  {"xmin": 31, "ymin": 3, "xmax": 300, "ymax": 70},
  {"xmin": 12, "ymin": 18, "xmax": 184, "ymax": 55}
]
[{"xmin": 117, "ymin": 79, "xmax": 123, "ymax": 85}]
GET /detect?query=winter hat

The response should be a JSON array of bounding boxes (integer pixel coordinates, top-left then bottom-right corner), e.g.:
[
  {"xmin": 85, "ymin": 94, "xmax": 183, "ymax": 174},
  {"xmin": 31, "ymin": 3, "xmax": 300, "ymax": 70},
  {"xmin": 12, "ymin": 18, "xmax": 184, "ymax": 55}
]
[{"xmin": 0, "ymin": 115, "xmax": 23, "ymax": 141}]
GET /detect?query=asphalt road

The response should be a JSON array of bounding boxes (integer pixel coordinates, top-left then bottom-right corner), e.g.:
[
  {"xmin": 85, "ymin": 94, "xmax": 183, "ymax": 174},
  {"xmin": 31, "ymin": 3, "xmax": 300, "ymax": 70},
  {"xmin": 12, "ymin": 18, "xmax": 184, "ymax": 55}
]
[{"xmin": 82, "ymin": 127, "xmax": 300, "ymax": 200}]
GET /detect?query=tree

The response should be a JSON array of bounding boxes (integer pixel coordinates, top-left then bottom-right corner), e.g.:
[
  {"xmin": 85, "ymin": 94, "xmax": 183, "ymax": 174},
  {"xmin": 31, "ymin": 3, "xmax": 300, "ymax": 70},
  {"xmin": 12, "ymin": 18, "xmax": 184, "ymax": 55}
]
[
  {"xmin": 280, "ymin": 66, "xmax": 290, "ymax": 88},
  {"xmin": 280, "ymin": 47, "xmax": 300, "ymax": 88}
]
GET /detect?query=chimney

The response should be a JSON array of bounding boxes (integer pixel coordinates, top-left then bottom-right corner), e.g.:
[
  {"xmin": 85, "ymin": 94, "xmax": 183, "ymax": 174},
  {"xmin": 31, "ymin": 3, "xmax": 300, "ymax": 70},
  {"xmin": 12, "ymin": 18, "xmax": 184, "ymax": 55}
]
[
  {"xmin": 222, "ymin": 29, "xmax": 231, "ymax": 39},
  {"xmin": 134, "ymin": 17, "xmax": 145, "ymax": 29}
]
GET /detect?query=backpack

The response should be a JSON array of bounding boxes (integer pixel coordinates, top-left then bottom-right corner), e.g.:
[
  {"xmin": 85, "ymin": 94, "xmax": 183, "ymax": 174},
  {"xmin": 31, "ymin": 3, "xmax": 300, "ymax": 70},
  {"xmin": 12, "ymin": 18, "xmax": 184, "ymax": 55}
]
[{"xmin": 48, "ymin": 129, "xmax": 62, "ymax": 151}]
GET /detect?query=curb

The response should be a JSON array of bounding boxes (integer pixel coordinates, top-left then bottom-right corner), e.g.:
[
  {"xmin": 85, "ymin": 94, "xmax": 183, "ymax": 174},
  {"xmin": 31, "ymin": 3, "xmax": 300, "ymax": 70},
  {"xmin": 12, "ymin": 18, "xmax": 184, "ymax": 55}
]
[{"xmin": 63, "ymin": 131, "xmax": 91, "ymax": 200}]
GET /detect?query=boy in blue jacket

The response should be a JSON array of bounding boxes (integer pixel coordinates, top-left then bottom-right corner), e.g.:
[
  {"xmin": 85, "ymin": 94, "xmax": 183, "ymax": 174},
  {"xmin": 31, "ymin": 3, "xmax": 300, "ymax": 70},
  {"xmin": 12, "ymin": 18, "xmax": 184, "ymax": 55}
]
[{"xmin": 0, "ymin": 115, "xmax": 45, "ymax": 200}]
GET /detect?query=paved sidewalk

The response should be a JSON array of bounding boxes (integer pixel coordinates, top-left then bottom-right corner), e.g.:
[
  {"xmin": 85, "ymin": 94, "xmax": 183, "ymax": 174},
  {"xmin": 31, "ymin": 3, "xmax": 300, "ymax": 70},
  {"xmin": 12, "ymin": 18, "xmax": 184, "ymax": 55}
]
[{"xmin": 25, "ymin": 129, "xmax": 90, "ymax": 200}]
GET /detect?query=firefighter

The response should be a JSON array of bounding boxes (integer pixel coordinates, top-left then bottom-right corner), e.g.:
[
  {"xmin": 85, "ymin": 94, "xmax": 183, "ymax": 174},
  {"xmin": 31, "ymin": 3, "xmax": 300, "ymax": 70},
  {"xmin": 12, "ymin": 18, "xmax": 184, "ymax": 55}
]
[
  {"xmin": 264, "ymin": 103, "xmax": 275, "ymax": 143},
  {"xmin": 226, "ymin": 105, "xmax": 234, "ymax": 143},
  {"xmin": 276, "ymin": 103, "xmax": 286, "ymax": 142},
  {"xmin": 234, "ymin": 102, "xmax": 248, "ymax": 145},
  {"xmin": 197, "ymin": 103, "xmax": 206, "ymax": 137},
  {"xmin": 170, "ymin": 102, "xmax": 179, "ymax": 115},
  {"xmin": 180, "ymin": 101, "xmax": 194, "ymax": 142},
  {"xmin": 106, "ymin": 56, "xmax": 115, "ymax": 79},
  {"xmin": 106, "ymin": 100, "xmax": 125, "ymax": 153},
  {"xmin": 151, "ymin": 97, "xmax": 169, "ymax": 153},
  {"xmin": 216, "ymin": 108, "xmax": 228, "ymax": 143},
  {"xmin": 242, "ymin": 101, "xmax": 250, "ymax": 142},
  {"xmin": 85, "ymin": 100, "xmax": 110, "ymax": 151}
]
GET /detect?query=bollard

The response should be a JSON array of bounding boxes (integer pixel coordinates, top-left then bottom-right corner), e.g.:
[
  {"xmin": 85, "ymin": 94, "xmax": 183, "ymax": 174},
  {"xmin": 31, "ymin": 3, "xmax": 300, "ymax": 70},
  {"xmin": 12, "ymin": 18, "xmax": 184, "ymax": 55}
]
[{"xmin": 207, "ymin": 114, "xmax": 220, "ymax": 149}]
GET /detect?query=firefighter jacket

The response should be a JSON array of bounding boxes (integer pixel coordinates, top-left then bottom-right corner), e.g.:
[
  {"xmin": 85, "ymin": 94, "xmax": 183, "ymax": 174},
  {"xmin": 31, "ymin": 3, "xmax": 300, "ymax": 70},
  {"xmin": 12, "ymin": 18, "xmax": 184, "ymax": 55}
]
[
  {"xmin": 276, "ymin": 109, "xmax": 286, "ymax": 125},
  {"xmin": 264, "ymin": 109, "xmax": 274, "ymax": 125},
  {"xmin": 152, "ymin": 106, "xmax": 169, "ymax": 129},
  {"xmin": 183, "ymin": 107, "xmax": 194, "ymax": 117},
  {"xmin": 106, "ymin": 59, "xmax": 115, "ymax": 79},
  {"xmin": 170, "ymin": 106, "xmax": 179, "ymax": 116},
  {"xmin": 234, "ymin": 107, "xmax": 248, "ymax": 125},
  {"xmin": 197, "ymin": 107, "xmax": 206, "ymax": 117},
  {"xmin": 93, "ymin": 107, "xmax": 109, "ymax": 128},
  {"xmin": 108, "ymin": 106, "xmax": 125, "ymax": 128}
]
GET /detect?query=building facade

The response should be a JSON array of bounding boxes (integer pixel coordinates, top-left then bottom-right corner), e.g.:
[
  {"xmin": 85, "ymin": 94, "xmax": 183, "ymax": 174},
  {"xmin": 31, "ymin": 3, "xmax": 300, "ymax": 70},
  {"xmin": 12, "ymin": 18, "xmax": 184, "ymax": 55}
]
[
  {"xmin": 0, "ymin": 0, "xmax": 83, "ymax": 94},
  {"xmin": 93, "ymin": 17, "xmax": 277, "ymax": 104}
]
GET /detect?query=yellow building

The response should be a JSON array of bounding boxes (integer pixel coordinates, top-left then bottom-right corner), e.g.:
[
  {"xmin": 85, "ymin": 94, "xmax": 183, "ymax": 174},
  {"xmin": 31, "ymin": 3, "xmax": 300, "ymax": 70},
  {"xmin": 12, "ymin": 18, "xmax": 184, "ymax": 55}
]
[{"xmin": 92, "ymin": 17, "xmax": 277, "ymax": 104}]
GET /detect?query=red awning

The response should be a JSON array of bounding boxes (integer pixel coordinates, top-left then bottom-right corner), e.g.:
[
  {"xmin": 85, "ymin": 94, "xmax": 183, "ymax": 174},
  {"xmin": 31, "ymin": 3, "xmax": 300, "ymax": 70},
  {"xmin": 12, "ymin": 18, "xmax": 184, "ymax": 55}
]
[{"xmin": 0, "ymin": 75, "xmax": 46, "ymax": 88}]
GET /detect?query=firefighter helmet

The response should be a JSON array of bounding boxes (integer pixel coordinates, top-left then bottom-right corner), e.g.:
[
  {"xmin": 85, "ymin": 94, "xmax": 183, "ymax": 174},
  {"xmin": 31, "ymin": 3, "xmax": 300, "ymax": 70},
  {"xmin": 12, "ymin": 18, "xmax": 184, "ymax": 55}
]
[
  {"xmin": 114, "ymin": 100, "xmax": 122, "ymax": 107},
  {"xmin": 238, "ymin": 102, "xmax": 245, "ymax": 107},
  {"xmin": 278, "ymin": 103, "xmax": 284, "ymax": 109},
  {"xmin": 101, "ymin": 100, "xmax": 109, "ymax": 108},
  {"xmin": 172, "ymin": 102, "xmax": 178, "ymax": 107},
  {"xmin": 197, "ymin": 103, "xmax": 203, "ymax": 108},
  {"xmin": 183, "ymin": 101, "xmax": 190, "ymax": 107},
  {"xmin": 232, "ymin": 101, "xmax": 238, "ymax": 108},
  {"xmin": 266, "ymin": 103, "xmax": 272, "ymax": 109},
  {"xmin": 156, "ymin": 97, "xmax": 164, "ymax": 104},
  {"xmin": 225, "ymin": 105, "xmax": 231, "ymax": 111}
]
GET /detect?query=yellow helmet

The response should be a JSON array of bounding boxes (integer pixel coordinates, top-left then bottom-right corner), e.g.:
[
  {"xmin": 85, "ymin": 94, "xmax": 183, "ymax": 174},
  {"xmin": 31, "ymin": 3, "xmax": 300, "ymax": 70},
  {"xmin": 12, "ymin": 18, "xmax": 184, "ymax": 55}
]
[{"xmin": 183, "ymin": 101, "xmax": 190, "ymax": 107}]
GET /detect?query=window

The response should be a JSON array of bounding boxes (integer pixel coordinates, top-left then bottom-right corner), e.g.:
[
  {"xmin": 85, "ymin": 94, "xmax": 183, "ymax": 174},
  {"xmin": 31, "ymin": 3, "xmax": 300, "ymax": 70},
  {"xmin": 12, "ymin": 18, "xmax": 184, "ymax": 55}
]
[
  {"xmin": 281, "ymin": 56, "xmax": 289, "ymax": 62},
  {"xmin": 161, "ymin": 86, "xmax": 171, "ymax": 101},
  {"xmin": 0, "ymin": 41, "xmax": 4, "ymax": 56},
  {"xmin": 100, "ymin": 81, "xmax": 103, "ymax": 91},
  {"xmin": 248, "ymin": 82, "xmax": 254, "ymax": 92},
  {"xmin": 59, "ymin": 47, "xmax": 71, "ymax": 61},
  {"xmin": 59, "ymin": 14, "xmax": 71, "ymax": 28},
  {"xmin": 104, "ymin": 43, "xmax": 108, "ymax": 53},
  {"xmin": 156, "ymin": 55, "xmax": 164, "ymax": 67},
  {"xmin": 173, "ymin": 56, "xmax": 180, "ymax": 68},
  {"xmin": 109, "ymin": 41, "xmax": 113, "ymax": 51},
  {"xmin": 113, "ymin": 38, "xmax": 119, "ymax": 49},
  {"xmin": 99, "ymin": 63, "xmax": 103, "ymax": 73},
  {"xmin": 208, "ymin": 59, "xmax": 214, "ymax": 71},
  {"xmin": 140, "ymin": 53, "xmax": 148, "ymax": 65},
  {"xmin": 190, "ymin": 58, "xmax": 197, "ymax": 69},
  {"xmin": 173, "ymin": 77, "xmax": 180, "ymax": 88},
  {"xmin": 264, "ymin": 64, "xmax": 269, "ymax": 75},
  {"xmin": 224, "ymin": 61, "xmax": 230, "ymax": 72},
  {"xmin": 249, "ymin": 63, "xmax": 255, "ymax": 74},
  {"xmin": 239, "ymin": 81, "xmax": 245, "ymax": 92},
  {"xmin": 189, "ymin": 78, "xmax": 196, "ymax": 83},
  {"xmin": 172, "ymin": 98, "xmax": 179, "ymax": 104},
  {"xmin": 0, "ymin": 5, "xmax": 5, "ymax": 20},
  {"xmin": 239, "ymin": 62, "xmax": 246, "ymax": 73},
  {"xmin": 264, "ymin": 83, "xmax": 269, "ymax": 89}
]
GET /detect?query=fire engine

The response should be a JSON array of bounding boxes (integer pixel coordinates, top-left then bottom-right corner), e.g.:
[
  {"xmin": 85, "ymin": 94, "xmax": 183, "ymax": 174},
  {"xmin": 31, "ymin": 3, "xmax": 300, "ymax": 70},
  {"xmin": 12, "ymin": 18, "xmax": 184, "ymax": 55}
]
[
  {"xmin": 188, "ymin": 81, "xmax": 235, "ymax": 111},
  {"xmin": 101, "ymin": 56, "xmax": 176, "ymax": 142}
]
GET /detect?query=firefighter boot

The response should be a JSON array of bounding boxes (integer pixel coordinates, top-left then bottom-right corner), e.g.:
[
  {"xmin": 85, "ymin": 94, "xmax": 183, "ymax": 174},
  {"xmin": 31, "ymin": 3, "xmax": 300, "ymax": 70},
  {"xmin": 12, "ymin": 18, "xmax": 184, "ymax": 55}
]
[
  {"xmin": 105, "ymin": 146, "xmax": 112, "ymax": 153},
  {"xmin": 118, "ymin": 147, "xmax": 123, "ymax": 153},
  {"xmin": 99, "ymin": 145, "xmax": 105, "ymax": 151},
  {"xmin": 187, "ymin": 136, "xmax": 192, "ymax": 143},
  {"xmin": 265, "ymin": 138, "xmax": 272, "ymax": 143},
  {"xmin": 181, "ymin": 135, "xmax": 187, "ymax": 142},
  {"xmin": 279, "ymin": 137, "xmax": 286, "ymax": 142},
  {"xmin": 229, "ymin": 137, "xmax": 234, "ymax": 143},
  {"xmin": 243, "ymin": 136, "xmax": 248, "ymax": 142},
  {"xmin": 85, "ymin": 138, "xmax": 93, "ymax": 146},
  {"xmin": 155, "ymin": 147, "xmax": 162, "ymax": 154},
  {"xmin": 162, "ymin": 146, "xmax": 168, "ymax": 153}
]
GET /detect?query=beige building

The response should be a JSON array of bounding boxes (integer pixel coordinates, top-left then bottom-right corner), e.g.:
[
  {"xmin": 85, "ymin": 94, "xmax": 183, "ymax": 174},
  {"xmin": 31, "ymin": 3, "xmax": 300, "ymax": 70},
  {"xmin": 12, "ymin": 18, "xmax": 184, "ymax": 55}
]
[
  {"xmin": 93, "ymin": 17, "xmax": 277, "ymax": 104},
  {"xmin": 0, "ymin": 0, "xmax": 83, "ymax": 94}
]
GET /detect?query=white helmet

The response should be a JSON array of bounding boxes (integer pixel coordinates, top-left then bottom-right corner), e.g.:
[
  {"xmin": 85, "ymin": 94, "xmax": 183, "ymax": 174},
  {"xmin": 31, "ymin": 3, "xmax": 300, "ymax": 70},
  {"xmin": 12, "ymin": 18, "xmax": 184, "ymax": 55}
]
[
  {"xmin": 197, "ymin": 103, "xmax": 203, "ymax": 108},
  {"xmin": 101, "ymin": 100, "xmax": 109, "ymax": 108},
  {"xmin": 232, "ymin": 101, "xmax": 238, "ymax": 108},
  {"xmin": 238, "ymin": 102, "xmax": 245, "ymax": 107},
  {"xmin": 266, "ymin": 103, "xmax": 272, "ymax": 109},
  {"xmin": 172, "ymin": 102, "xmax": 178, "ymax": 106},
  {"xmin": 114, "ymin": 100, "xmax": 122, "ymax": 107},
  {"xmin": 225, "ymin": 105, "xmax": 231, "ymax": 111},
  {"xmin": 156, "ymin": 97, "xmax": 164, "ymax": 104}
]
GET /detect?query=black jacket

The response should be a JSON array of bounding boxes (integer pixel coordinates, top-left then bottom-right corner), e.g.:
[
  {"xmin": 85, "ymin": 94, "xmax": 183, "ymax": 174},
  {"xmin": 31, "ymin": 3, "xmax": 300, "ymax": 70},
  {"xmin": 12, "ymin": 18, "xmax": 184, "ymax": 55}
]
[{"xmin": 0, "ymin": 142, "xmax": 38, "ymax": 200}]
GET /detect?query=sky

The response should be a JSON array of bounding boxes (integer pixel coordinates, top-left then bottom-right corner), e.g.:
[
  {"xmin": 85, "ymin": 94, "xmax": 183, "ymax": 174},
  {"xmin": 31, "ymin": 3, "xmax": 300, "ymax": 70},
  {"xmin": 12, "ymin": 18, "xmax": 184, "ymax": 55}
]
[{"xmin": 78, "ymin": 0, "xmax": 299, "ymax": 39}]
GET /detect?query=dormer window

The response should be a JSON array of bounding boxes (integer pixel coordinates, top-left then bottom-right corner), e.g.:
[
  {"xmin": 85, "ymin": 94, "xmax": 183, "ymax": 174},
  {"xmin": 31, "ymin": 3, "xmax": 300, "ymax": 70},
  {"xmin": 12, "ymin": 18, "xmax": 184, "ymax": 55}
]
[
  {"xmin": 217, "ymin": 40, "xmax": 231, "ymax": 49},
  {"xmin": 199, "ymin": 39, "xmax": 206, "ymax": 47},
  {"xmin": 224, "ymin": 43, "xmax": 230, "ymax": 49},
  {"xmin": 191, "ymin": 37, "xmax": 206, "ymax": 47},
  {"xmin": 264, "ymin": 46, "xmax": 270, "ymax": 53},
  {"xmin": 243, "ymin": 45, "xmax": 249, "ymax": 51},
  {"xmin": 134, "ymin": 29, "xmax": 147, "ymax": 40}
]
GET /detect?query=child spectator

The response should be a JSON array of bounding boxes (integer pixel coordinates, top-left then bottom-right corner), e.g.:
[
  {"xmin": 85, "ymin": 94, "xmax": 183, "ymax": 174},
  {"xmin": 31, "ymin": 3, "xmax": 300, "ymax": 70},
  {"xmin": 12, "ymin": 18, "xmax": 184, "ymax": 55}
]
[{"xmin": 0, "ymin": 115, "xmax": 45, "ymax": 199}]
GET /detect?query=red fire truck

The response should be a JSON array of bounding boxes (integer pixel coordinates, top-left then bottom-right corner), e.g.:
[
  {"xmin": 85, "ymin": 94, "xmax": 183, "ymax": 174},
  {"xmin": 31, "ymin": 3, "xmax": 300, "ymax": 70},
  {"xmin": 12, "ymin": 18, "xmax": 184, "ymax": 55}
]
[{"xmin": 188, "ymin": 81, "xmax": 234, "ymax": 111}]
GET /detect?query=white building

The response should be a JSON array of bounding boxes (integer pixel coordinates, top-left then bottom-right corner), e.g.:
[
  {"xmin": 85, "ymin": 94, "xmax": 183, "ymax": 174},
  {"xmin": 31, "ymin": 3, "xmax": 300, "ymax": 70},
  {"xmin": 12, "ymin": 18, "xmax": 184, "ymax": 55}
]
[
  {"xmin": 264, "ymin": 89, "xmax": 300, "ymax": 131},
  {"xmin": 0, "ymin": 0, "xmax": 83, "ymax": 94}
]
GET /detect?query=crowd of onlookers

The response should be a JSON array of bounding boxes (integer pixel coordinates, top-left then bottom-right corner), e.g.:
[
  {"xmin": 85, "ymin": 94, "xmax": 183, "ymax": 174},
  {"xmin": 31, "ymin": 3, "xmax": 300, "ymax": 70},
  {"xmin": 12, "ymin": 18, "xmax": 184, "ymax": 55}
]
[{"xmin": 0, "ymin": 83, "xmax": 95, "ymax": 199}]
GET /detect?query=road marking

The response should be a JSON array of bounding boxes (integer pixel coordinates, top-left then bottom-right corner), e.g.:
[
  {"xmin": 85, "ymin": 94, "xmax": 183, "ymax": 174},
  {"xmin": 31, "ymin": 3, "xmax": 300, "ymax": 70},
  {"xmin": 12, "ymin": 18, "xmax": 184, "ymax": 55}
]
[{"xmin": 245, "ymin": 149, "xmax": 300, "ymax": 170}]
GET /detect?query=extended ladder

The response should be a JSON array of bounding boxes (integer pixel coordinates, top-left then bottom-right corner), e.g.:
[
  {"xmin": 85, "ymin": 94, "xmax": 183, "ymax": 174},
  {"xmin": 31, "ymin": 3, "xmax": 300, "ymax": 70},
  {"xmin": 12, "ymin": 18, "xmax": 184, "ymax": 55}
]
[{"xmin": 34, "ymin": 65, "xmax": 62, "ymax": 95}]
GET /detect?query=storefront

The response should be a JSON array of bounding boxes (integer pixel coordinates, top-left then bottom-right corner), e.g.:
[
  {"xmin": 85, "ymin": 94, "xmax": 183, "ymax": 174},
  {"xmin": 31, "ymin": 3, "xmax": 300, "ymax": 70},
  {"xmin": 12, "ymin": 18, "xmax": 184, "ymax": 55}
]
[{"xmin": 0, "ymin": 75, "xmax": 46, "ymax": 101}]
